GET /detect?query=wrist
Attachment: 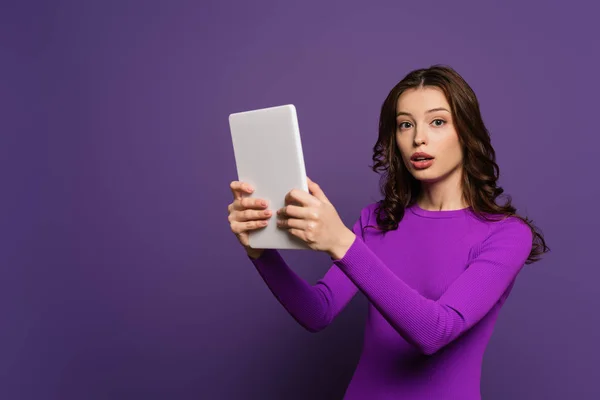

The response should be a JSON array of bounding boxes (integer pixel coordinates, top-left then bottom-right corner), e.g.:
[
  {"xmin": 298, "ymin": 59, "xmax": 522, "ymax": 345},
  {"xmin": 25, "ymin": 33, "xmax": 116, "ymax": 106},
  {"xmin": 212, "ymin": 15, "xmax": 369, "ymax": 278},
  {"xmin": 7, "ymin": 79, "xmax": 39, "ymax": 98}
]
[
  {"xmin": 328, "ymin": 229, "xmax": 356, "ymax": 260},
  {"xmin": 246, "ymin": 247, "xmax": 264, "ymax": 260}
]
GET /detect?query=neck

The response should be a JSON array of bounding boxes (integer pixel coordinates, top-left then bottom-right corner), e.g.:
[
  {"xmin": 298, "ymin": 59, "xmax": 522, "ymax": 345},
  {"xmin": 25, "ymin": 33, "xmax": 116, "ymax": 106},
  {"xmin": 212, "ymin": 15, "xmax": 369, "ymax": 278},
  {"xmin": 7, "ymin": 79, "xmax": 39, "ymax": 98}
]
[{"xmin": 417, "ymin": 167, "xmax": 467, "ymax": 211}]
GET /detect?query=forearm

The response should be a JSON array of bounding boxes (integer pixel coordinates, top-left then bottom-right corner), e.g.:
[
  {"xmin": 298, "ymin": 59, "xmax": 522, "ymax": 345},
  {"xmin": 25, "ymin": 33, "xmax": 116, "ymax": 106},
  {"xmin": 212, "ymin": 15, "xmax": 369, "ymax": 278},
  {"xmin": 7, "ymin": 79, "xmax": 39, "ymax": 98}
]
[
  {"xmin": 335, "ymin": 217, "xmax": 531, "ymax": 355},
  {"xmin": 333, "ymin": 237, "xmax": 468, "ymax": 355},
  {"xmin": 250, "ymin": 250, "xmax": 335, "ymax": 332}
]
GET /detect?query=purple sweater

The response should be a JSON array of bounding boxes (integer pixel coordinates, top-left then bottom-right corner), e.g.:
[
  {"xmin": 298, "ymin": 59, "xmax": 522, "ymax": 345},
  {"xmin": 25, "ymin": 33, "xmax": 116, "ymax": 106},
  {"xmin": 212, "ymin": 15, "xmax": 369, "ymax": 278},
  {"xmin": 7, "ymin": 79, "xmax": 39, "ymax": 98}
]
[{"xmin": 250, "ymin": 202, "xmax": 532, "ymax": 399}]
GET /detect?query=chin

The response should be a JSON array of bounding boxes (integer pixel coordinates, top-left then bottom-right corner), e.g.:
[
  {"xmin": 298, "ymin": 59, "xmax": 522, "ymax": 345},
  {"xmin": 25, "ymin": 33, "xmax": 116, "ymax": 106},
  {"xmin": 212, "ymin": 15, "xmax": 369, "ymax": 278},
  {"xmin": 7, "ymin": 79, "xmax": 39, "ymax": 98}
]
[
  {"xmin": 413, "ymin": 166, "xmax": 464, "ymax": 185},
  {"xmin": 410, "ymin": 169, "xmax": 442, "ymax": 183}
]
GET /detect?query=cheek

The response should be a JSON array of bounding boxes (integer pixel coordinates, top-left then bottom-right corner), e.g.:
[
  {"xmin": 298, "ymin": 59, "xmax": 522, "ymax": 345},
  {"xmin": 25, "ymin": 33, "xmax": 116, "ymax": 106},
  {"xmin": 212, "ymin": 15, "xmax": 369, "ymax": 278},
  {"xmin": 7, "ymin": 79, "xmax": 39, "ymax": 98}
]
[
  {"xmin": 395, "ymin": 134, "xmax": 411, "ymax": 158},
  {"xmin": 439, "ymin": 134, "xmax": 463, "ymax": 163}
]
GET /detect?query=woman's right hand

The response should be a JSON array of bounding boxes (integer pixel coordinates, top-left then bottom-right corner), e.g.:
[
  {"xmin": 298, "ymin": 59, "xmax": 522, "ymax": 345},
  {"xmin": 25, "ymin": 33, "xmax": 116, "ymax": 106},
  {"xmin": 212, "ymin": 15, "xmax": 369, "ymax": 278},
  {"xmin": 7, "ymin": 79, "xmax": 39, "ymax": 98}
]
[{"xmin": 228, "ymin": 180, "xmax": 272, "ymax": 259}]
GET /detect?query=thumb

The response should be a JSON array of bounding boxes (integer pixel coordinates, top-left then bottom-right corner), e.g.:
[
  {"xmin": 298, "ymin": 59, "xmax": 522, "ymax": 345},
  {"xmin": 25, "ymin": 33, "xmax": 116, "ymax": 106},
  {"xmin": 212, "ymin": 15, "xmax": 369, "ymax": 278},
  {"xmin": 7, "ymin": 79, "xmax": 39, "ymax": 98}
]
[{"xmin": 307, "ymin": 177, "xmax": 329, "ymax": 204}]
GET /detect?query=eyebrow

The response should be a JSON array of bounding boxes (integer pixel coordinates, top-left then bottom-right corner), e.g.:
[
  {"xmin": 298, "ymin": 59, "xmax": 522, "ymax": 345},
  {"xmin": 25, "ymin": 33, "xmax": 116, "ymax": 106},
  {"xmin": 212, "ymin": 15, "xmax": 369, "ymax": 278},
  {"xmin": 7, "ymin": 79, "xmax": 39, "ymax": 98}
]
[{"xmin": 396, "ymin": 107, "xmax": 450, "ymax": 117}]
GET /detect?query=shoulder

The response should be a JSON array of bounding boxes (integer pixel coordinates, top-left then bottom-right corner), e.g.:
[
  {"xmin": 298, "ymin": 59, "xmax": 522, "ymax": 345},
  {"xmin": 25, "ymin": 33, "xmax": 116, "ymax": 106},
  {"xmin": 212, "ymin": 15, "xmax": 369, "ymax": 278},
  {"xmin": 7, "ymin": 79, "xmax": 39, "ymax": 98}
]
[
  {"xmin": 349, "ymin": 202, "xmax": 381, "ymax": 238},
  {"xmin": 487, "ymin": 215, "xmax": 532, "ymax": 241},
  {"xmin": 479, "ymin": 215, "xmax": 533, "ymax": 263},
  {"xmin": 358, "ymin": 201, "xmax": 381, "ymax": 225}
]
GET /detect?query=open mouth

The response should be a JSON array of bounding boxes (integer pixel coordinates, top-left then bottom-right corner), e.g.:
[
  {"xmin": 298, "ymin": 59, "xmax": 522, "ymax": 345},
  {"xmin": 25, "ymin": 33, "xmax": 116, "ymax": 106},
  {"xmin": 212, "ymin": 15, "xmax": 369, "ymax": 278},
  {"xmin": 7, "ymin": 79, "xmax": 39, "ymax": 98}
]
[
  {"xmin": 409, "ymin": 153, "xmax": 434, "ymax": 169},
  {"xmin": 410, "ymin": 152, "xmax": 434, "ymax": 161}
]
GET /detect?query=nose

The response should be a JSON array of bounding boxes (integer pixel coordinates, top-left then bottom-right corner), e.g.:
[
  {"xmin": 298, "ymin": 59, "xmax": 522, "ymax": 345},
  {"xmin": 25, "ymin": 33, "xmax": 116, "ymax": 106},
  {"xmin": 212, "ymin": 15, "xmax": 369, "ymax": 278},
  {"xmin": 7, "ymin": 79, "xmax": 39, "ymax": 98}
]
[{"xmin": 413, "ymin": 125, "xmax": 428, "ymax": 146}]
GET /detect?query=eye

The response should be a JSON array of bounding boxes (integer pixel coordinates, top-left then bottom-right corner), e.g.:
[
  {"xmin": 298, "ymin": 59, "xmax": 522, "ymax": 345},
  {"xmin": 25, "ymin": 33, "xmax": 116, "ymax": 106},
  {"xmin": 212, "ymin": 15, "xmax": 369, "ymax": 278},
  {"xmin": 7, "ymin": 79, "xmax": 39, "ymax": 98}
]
[
  {"xmin": 398, "ymin": 121, "xmax": 413, "ymax": 130},
  {"xmin": 432, "ymin": 119, "xmax": 446, "ymax": 127}
]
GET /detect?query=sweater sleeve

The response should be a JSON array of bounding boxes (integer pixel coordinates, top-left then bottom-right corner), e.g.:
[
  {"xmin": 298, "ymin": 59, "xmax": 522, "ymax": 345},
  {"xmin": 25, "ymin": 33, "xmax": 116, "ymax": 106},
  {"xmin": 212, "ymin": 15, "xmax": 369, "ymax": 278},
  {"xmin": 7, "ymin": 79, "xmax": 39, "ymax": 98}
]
[
  {"xmin": 249, "ymin": 217, "xmax": 363, "ymax": 332},
  {"xmin": 332, "ymin": 215, "xmax": 533, "ymax": 355}
]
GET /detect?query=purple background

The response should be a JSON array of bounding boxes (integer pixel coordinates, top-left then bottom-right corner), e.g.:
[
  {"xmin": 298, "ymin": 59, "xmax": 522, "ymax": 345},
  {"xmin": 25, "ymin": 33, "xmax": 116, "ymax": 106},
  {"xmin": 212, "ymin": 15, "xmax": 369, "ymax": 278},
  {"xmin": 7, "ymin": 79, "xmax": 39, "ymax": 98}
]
[{"xmin": 2, "ymin": 1, "xmax": 599, "ymax": 399}]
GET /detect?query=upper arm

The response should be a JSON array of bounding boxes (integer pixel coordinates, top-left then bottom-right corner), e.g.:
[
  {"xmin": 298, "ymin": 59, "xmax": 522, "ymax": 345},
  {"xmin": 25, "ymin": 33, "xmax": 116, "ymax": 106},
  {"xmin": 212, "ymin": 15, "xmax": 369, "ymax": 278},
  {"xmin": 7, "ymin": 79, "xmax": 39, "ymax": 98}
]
[{"xmin": 439, "ymin": 216, "xmax": 533, "ymax": 329}]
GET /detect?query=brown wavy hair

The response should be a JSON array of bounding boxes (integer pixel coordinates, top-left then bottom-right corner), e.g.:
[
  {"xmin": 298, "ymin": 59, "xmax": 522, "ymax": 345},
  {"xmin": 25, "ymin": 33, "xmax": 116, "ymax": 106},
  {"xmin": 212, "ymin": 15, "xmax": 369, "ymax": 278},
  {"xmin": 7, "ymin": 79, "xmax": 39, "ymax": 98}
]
[{"xmin": 369, "ymin": 65, "xmax": 548, "ymax": 264}]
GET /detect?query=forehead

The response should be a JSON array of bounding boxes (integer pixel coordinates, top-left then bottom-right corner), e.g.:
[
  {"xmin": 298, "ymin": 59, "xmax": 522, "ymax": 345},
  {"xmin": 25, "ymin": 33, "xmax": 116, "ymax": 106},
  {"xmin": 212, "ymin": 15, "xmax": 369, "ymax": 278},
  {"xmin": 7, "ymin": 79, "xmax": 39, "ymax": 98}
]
[{"xmin": 396, "ymin": 86, "xmax": 450, "ymax": 112}]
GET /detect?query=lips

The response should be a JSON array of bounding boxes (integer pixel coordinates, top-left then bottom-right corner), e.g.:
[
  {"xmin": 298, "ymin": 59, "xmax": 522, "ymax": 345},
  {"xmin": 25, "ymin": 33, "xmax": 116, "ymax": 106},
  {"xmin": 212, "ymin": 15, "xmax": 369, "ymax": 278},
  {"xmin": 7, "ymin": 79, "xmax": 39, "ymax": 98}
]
[
  {"xmin": 409, "ymin": 152, "xmax": 434, "ymax": 170},
  {"xmin": 410, "ymin": 152, "xmax": 434, "ymax": 161}
]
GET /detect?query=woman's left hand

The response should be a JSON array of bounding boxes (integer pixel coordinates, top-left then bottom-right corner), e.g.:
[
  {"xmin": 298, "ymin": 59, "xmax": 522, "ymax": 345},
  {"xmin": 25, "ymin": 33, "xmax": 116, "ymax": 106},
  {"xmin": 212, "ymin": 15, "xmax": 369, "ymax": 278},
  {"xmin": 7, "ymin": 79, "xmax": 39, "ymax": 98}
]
[{"xmin": 277, "ymin": 177, "xmax": 356, "ymax": 260}]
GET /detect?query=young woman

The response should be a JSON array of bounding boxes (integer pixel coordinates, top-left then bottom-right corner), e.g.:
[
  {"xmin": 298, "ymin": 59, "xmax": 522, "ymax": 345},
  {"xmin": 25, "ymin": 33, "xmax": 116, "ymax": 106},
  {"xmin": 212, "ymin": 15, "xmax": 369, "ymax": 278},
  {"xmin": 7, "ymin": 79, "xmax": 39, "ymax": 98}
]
[{"xmin": 227, "ymin": 65, "xmax": 548, "ymax": 400}]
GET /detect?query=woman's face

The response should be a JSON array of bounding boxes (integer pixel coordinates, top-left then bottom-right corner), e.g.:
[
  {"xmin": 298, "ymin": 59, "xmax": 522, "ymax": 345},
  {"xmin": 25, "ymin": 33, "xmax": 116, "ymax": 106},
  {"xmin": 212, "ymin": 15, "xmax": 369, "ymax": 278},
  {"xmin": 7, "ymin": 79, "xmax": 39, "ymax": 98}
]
[{"xmin": 395, "ymin": 86, "xmax": 463, "ymax": 183}]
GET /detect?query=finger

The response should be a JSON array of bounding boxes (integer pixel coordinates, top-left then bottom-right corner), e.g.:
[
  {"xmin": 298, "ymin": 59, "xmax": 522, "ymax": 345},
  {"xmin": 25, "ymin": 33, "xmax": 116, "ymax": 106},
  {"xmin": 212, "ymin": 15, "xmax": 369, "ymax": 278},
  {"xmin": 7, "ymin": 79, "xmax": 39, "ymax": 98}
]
[
  {"xmin": 277, "ymin": 217, "xmax": 308, "ymax": 230},
  {"xmin": 231, "ymin": 219, "xmax": 268, "ymax": 234},
  {"xmin": 277, "ymin": 204, "xmax": 315, "ymax": 219},
  {"xmin": 306, "ymin": 177, "xmax": 330, "ymax": 204},
  {"xmin": 234, "ymin": 208, "xmax": 273, "ymax": 222},
  {"xmin": 285, "ymin": 188, "xmax": 319, "ymax": 208},
  {"xmin": 230, "ymin": 181, "xmax": 254, "ymax": 200},
  {"xmin": 233, "ymin": 197, "xmax": 269, "ymax": 211},
  {"xmin": 230, "ymin": 181, "xmax": 243, "ymax": 200},
  {"xmin": 238, "ymin": 235, "xmax": 250, "ymax": 247},
  {"xmin": 287, "ymin": 228, "xmax": 308, "ymax": 243}
]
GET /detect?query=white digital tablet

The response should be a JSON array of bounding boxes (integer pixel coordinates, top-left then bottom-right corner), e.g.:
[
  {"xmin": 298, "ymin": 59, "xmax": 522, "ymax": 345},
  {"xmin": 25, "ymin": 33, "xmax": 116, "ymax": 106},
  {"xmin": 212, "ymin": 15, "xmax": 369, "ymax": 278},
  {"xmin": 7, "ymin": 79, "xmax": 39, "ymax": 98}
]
[{"xmin": 229, "ymin": 104, "xmax": 310, "ymax": 250}]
